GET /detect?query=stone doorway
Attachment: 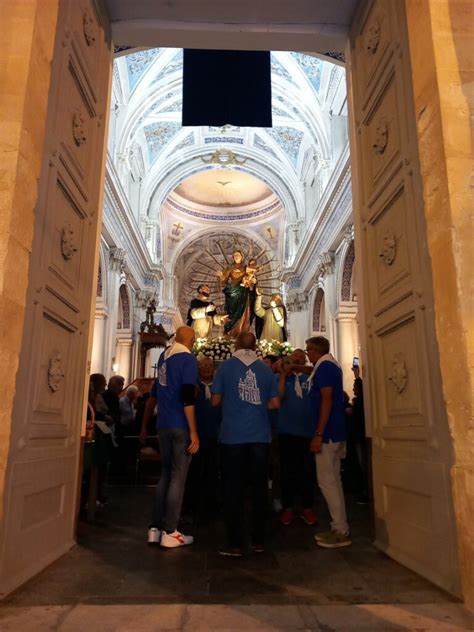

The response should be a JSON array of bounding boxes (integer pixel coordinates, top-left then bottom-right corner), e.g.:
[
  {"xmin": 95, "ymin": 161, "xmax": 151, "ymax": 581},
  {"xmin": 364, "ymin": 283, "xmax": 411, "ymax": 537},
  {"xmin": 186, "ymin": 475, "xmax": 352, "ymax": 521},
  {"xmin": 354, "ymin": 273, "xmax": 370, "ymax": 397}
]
[{"xmin": 0, "ymin": 0, "xmax": 471, "ymax": 609}]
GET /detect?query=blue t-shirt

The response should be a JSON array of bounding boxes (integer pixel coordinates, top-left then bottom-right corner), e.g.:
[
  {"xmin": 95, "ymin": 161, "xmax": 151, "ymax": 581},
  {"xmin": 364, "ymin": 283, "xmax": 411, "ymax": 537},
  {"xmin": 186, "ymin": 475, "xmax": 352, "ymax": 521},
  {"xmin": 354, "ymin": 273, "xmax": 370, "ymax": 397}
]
[
  {"xmin": 196, "ymin": 380, "xmax": 222, "ymax": 439},
  {"xmin": 212, "ymin": 357, "xmax": 279, "ymax": 444},
  {"xmin": 278, "ymin": 374, "xmax": 314, "ymax": 438},
  {"xmin": 308, "ymin": 361, "xmax": 346, "ymax": 443},
  {"xmin": 151, "ymin": 351, "xmax": 198, "ymax": 430}
]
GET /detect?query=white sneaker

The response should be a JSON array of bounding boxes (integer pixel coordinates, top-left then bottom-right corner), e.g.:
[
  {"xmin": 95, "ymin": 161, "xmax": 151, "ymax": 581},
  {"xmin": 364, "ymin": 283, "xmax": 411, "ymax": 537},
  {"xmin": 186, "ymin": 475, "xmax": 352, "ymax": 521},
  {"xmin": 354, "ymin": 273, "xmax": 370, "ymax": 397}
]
[
  {"xmin": 147, "ymin": 527, "xmax": 161, "ymax": 545},
  {"xmin": 160, "ymin": 530, "xmax": 194, "ymax": 548}
]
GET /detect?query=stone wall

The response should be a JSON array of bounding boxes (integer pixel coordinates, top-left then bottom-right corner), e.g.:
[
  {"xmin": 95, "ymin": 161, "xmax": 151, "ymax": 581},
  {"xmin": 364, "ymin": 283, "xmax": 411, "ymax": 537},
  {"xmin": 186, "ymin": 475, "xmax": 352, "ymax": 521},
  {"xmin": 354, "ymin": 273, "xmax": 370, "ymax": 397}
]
[
  {"xmin": 405, "ymin": 0, "xmax": 474, "ymax": 610},
  {"xmin": 0, "ymin": 0, "xmax": 59, "ymax": 519}
]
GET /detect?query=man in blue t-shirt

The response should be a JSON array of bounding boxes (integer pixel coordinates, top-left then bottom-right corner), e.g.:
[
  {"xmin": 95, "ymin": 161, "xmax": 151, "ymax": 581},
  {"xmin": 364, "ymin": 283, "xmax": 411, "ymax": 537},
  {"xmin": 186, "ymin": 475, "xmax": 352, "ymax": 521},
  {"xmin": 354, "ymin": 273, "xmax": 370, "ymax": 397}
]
[
  {"xmin": 140, "ymin": 326, "xmax": 199, "ymax": 548},
  {"xmin": 305, "ymin": 336, "xmax": 351, "ymax": 548},
  {"xmin": 211, "ymin": 332, "xmax": 280, "ymax": 557},
  {"xmin": 277, "ymin": 349, "xmax": 317, "ymax": 527}
]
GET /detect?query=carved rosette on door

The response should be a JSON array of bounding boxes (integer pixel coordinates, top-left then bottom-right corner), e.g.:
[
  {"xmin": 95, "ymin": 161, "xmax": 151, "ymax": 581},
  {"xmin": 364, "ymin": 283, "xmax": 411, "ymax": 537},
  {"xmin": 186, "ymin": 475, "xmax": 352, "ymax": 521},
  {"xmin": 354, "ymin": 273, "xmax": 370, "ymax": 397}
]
[
  {"xmin": 379, "ymin": 232, "xmax": 397, "ymax": 266},
  {"xmin": 388, "ymin": 353, "xmax": 408, "ymax": 394},
  {"xmin": 372, "ymin": 118, "xmax": 389, "ymax": 155},
  {"xmin": 366, "ymin": 20, "xmax": 381, "ymax": 55},
  {"xmin": 72, "ymin": 111, "xmax": 87, "ymax": 147},
  {"xmin": 60, "ymin": 223, "xmax": 78, "ymax": 261},
  {"xmin": 47, "ymin": 354, "xmax": 65, "ymax": 393},
  {"xmin": 82, "ymin": 12, "xmax": 96, "ymax": 47}
]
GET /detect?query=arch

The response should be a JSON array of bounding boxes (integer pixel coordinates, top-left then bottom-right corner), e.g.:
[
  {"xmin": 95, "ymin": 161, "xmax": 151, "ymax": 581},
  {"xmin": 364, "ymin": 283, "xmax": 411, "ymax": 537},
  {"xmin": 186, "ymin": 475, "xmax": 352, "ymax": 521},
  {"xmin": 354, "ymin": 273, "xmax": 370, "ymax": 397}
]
[
  {"xmin": 340, "ymin": 240, "xmax": 355, "ymax": 302},
  {"xmin": 97, "ymin": 259, "xmax": 103, "ymax": 298},
  {"xmin": 143, "ymin": 144, "xmax": 303, "ymax": 223},
  {"xmin": 117, "ymin": 284, "xmax": 131, "ymax": 330},
  {"xmin": 97, "ymin": 242, "xmax": 108, "ymax": 301},
  {"xmin": 312, "ymin": 287, "xmax": 326, "ymax": 332}
]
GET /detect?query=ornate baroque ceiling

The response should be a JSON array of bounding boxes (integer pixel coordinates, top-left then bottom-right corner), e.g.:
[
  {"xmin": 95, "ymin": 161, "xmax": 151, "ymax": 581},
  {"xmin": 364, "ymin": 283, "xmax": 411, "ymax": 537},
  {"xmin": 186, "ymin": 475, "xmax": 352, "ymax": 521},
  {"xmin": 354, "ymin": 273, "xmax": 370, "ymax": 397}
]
[{"xmin": 109, "ymin": 47, "xmax": 347, "ymax": 318}]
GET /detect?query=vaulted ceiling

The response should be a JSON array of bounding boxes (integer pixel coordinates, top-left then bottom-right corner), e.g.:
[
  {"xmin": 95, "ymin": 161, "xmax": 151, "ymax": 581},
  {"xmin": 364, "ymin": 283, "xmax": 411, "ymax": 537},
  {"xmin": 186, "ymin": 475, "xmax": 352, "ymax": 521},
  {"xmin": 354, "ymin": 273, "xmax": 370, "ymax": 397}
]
[{"xmin": 108, "ymin": 45, "xmax": 348, "ymax": 312}]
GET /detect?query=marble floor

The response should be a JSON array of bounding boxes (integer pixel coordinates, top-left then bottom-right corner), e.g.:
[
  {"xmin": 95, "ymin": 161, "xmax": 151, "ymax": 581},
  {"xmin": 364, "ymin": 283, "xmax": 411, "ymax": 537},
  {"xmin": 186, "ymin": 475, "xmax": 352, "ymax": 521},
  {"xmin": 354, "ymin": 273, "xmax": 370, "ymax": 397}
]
[{"xmin": 1, "ymin": 486, "xmax": 472, "ymax": 631}]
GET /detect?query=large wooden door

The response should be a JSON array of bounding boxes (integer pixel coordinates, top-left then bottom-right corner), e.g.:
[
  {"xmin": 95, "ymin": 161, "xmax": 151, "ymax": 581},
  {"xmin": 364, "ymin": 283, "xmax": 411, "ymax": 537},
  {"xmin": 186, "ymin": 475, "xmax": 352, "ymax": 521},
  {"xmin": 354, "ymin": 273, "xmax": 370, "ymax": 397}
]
[
  {"xmin": 347, "ymin": 0, "xmax": 460, "ymax": 594},
  {"xmin": 0, "ymin": 0, "xmax": 111, "ymax": 595}
]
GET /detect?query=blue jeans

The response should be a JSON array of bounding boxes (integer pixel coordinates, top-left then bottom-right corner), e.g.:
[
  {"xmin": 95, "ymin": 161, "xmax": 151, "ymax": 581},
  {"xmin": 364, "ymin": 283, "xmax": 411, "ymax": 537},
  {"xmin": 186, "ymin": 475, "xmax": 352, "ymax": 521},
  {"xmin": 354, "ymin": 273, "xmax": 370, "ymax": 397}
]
[
  {"xmin": 152, "ymin": 427, "xmax": 191, "ymax": 532},
  {"xmin": 221, "ymin": 443, "xmax": 270, "ymax": 547}
]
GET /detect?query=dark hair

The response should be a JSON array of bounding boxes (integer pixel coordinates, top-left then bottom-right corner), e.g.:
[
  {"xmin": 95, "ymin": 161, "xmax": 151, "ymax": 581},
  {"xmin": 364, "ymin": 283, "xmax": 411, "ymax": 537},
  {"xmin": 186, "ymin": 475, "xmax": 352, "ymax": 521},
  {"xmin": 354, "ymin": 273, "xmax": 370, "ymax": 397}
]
[
  {"xmin": 263, "ymin": 354, "xmax": 279, "ymax": 365},
  {"xmin": 90, "ymin": 373, "xmax": 106, "ymax": 397},
  {"xmin": 248, "ymin": 259, "xmax": 257, "ymax": 266},
  {"xmin": 305, "ymin": 336, "xmax": 330, "ymax": 355},
  {"xmin": 197, "ymin": 284, "xmax": 209, "ymax": 293}
]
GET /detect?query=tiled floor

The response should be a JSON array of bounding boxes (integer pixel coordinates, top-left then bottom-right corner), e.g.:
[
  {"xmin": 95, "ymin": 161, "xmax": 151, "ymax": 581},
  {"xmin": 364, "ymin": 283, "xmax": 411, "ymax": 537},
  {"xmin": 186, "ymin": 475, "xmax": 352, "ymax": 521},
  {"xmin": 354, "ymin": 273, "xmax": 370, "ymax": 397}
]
[{"xmin": 1, "ymin": 487, "xmax": 472, "ymax": 630}]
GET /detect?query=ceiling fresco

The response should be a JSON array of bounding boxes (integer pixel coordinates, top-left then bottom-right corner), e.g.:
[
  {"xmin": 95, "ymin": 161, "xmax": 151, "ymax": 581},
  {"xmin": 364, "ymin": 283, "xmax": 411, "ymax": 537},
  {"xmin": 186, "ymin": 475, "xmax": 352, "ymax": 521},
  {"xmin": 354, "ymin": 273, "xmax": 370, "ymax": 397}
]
[{"xmin": 109, "ymin": 45, "xmax": 348, "ymax": 316}]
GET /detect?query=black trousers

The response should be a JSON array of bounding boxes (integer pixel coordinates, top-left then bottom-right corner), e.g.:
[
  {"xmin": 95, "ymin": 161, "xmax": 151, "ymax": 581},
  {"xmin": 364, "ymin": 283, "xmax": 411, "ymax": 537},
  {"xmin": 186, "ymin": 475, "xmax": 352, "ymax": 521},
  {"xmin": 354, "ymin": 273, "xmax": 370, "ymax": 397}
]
[
  {"xmin": 279, "ymin": 434, "xmax": 315, "ymax": 510},
  {"xmin": 221, "ymin": 443, "xmax": 270, "ymax": 547},
  {"xmin": 184, "ymin": 437, "xmax": 220, "ymax": 518}
]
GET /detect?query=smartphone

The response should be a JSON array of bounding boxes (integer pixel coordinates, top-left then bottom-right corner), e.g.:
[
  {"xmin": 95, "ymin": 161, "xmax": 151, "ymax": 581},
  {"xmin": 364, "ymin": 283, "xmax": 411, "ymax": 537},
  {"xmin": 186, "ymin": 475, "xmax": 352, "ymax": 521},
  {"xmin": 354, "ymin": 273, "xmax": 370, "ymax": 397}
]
[{"xmin": 352, "ymin": 356, "xmax": 359, "ymax": 368}]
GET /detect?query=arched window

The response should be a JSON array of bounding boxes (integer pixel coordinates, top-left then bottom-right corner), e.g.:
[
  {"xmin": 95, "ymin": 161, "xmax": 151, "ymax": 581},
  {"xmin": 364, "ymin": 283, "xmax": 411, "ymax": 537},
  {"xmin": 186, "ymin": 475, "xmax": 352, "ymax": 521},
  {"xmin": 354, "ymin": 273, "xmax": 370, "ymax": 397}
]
[
  {"xmin": 117, "ymin": 284, "xmax": 131, "ymax": 330},
  {"xmin": 312, "ymin": 288, "xmax": 326, "ymax": 332},
  {"xmin": 341, "ymin": 241, "xmax": 355, "ymax": 302},
  {"xmin": 96, "ymin": 260, "xmax": 103, "ymax": 298}
]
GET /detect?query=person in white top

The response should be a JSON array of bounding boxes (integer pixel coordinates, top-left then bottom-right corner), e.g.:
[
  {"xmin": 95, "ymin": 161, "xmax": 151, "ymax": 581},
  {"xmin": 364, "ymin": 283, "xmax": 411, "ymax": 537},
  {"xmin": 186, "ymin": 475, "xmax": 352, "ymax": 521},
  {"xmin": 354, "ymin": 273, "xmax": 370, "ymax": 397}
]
[{"xmin": 119, "ymin": 385, "xmax": 139, "ymax": 428}]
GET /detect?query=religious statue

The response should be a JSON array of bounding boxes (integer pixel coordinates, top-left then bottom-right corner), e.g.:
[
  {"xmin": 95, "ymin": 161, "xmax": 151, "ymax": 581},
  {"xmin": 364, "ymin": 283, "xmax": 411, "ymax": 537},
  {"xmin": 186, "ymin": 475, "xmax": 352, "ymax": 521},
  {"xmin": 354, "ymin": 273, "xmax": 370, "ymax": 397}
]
[
  {"xmin": 254, "ymin": 289, "xmax": 287, "ymax": 342},
  {"xmin": 216, "ymin": 250, "xmax": 257, "ymax": 337},
  {"xmin": 186, "ymin": 284, "xmax": 228, "ymax": 339}
]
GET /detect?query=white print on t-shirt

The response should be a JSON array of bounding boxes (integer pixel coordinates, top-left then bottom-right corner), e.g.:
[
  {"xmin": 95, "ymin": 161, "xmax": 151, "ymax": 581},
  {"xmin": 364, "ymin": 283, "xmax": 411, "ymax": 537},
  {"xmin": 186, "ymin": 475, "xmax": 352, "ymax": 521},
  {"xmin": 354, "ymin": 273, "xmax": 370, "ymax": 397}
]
[
  {"xmin": 238, "ymin": 369, "xmax": 261, "ymax": 405},
  {"xmin": 158, "ymin": 362, "xmax": 167, "ymax": 387}
]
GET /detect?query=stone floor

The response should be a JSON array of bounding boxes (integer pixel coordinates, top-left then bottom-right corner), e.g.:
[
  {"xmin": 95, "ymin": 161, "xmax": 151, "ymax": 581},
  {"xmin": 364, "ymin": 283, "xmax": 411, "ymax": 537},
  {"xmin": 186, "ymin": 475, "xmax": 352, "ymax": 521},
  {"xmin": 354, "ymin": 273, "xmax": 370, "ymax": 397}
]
[{"xmin": 1, "ymin": 486, "xmax": 472, "ymax": 631}]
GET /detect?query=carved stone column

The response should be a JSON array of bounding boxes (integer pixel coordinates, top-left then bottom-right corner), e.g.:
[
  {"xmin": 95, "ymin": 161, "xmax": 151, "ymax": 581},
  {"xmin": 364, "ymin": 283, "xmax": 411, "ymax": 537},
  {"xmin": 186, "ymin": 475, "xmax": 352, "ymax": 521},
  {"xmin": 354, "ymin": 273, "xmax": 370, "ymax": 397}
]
[
  {"xmin": 115, "ymin": 338, "xmax": 133, "ymax": 384},
  {"xmin": 335, "ymin": 310, "xmax": 359, "ymax": 394},
  {"xmin": 286, "ymin": 291, "xmax": 309, "ymax": 349},
  {"xmin": 90, "ymin": 305, "xmax": 107, "ymax": 374},
  {"xmin": 315, "ymin": 251, "xmax": 336, "ymax": 352},
  {"xmin": 103, "ymin": 248, "xmax": 127, "ymax": 377}
]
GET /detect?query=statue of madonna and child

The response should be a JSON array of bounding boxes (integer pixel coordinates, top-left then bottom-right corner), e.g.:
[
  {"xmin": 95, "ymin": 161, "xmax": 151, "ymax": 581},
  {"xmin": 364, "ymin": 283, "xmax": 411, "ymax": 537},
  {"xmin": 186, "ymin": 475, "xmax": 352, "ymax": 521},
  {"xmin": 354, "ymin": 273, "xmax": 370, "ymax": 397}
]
[
  {"xmin": 216, "ymin": 249, "xmax": 258, "ymax": 338},
  {"xmin": 187, "ymin": 248, "xmax": 287, "ymax": 342}
]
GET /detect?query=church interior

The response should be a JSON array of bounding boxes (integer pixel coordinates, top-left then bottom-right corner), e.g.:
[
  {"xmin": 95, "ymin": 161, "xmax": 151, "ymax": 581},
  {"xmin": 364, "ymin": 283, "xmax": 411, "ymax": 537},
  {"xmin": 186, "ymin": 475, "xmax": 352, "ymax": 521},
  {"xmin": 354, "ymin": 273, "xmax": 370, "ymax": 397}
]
[{"xmin": 0, "ymin": 0, "xmax": 472, "ymax": 629}]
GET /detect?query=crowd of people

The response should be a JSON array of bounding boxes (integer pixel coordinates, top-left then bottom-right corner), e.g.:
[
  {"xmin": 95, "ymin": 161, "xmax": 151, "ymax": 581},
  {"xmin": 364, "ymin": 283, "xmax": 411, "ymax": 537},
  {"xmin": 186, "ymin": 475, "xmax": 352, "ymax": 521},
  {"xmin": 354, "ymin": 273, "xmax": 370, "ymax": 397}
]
[{"xmin": 127, "ymin": 325, "xmax": 369, "ymax": 556}]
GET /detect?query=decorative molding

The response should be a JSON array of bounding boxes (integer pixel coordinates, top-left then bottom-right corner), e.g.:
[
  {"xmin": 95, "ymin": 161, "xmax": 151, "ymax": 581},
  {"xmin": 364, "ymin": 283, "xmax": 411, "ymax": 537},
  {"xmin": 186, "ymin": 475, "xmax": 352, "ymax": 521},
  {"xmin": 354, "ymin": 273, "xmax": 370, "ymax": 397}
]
[
  {"xmin": 72, "ymin": 112, "xmax": 86, "ymax": 147},
  {"xmin": 204, "ymin": 136, "xmax": 244, "ymax": 145},
  {"xmin": 135, "ymin": 289, "xmax": 156, "ymax": 309},
  {"xmin": 82, "ymin": 12, "xmax": 96, "ymax": 47},
  {"xmin": 388, "ymin": 354, "xmax": 408, "ymax": 394},
  {"xmin": 60, "ymin": 224, "xmax": 78, "ymax": 261},
  {"xmin": 200, "ymin": 148, "xmax": 247, "ymax": 166},
  {"xmin": 286, "ymin": 291, "xmax": 308, "ymax": 312},
  {"xmin": 109, "ymin": 247, "xmax": 127, "ymax": 271},
  {"xmin": 372, "ymin": 118, "xmax": 389, "ymax": 155},
  {"xmin": 379, "ymin": 233, "xmax": 397, "ymax": 266},
  {"xmin": 166, "ymin": 197, "xmax": 281, "ymax": 222},
  {"xmin": 316, "ymin": 251, "xmax": 335, "ymax": 277},
  {"xmin": 48, "ymin": 354, "xmax": 65, "ymax": 392},
  {"xmin": 343, "ymin": 224, "xmax": 355, "ymax": 245}
]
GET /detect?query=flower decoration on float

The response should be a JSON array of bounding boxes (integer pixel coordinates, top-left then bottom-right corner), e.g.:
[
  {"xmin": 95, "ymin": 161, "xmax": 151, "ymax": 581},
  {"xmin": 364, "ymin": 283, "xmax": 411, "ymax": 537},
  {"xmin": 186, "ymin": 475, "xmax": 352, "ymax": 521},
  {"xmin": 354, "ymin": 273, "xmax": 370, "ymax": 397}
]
[
  {"xmin": 193, "ymin": 337, "xmax": 295, "ymax": 361},
  {"xmin": 192, "ymin": 337, "xmax": 235, "ymax": 361},
  {"xmin": 257, "ymin": 339, "xmax": 295, "ymax": 357}
]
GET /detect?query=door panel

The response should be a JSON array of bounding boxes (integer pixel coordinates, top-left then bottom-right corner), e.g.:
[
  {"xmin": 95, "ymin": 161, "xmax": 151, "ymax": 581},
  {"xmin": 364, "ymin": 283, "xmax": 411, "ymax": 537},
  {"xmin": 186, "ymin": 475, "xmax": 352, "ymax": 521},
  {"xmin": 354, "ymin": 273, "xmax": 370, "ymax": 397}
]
[
  {"xmin": 348, "ymin": 0, "xmax": 460, "ymax": 594},
  {"xmin": 0, "ymin": 0, "xmax": 111, "ymax": 595}
]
